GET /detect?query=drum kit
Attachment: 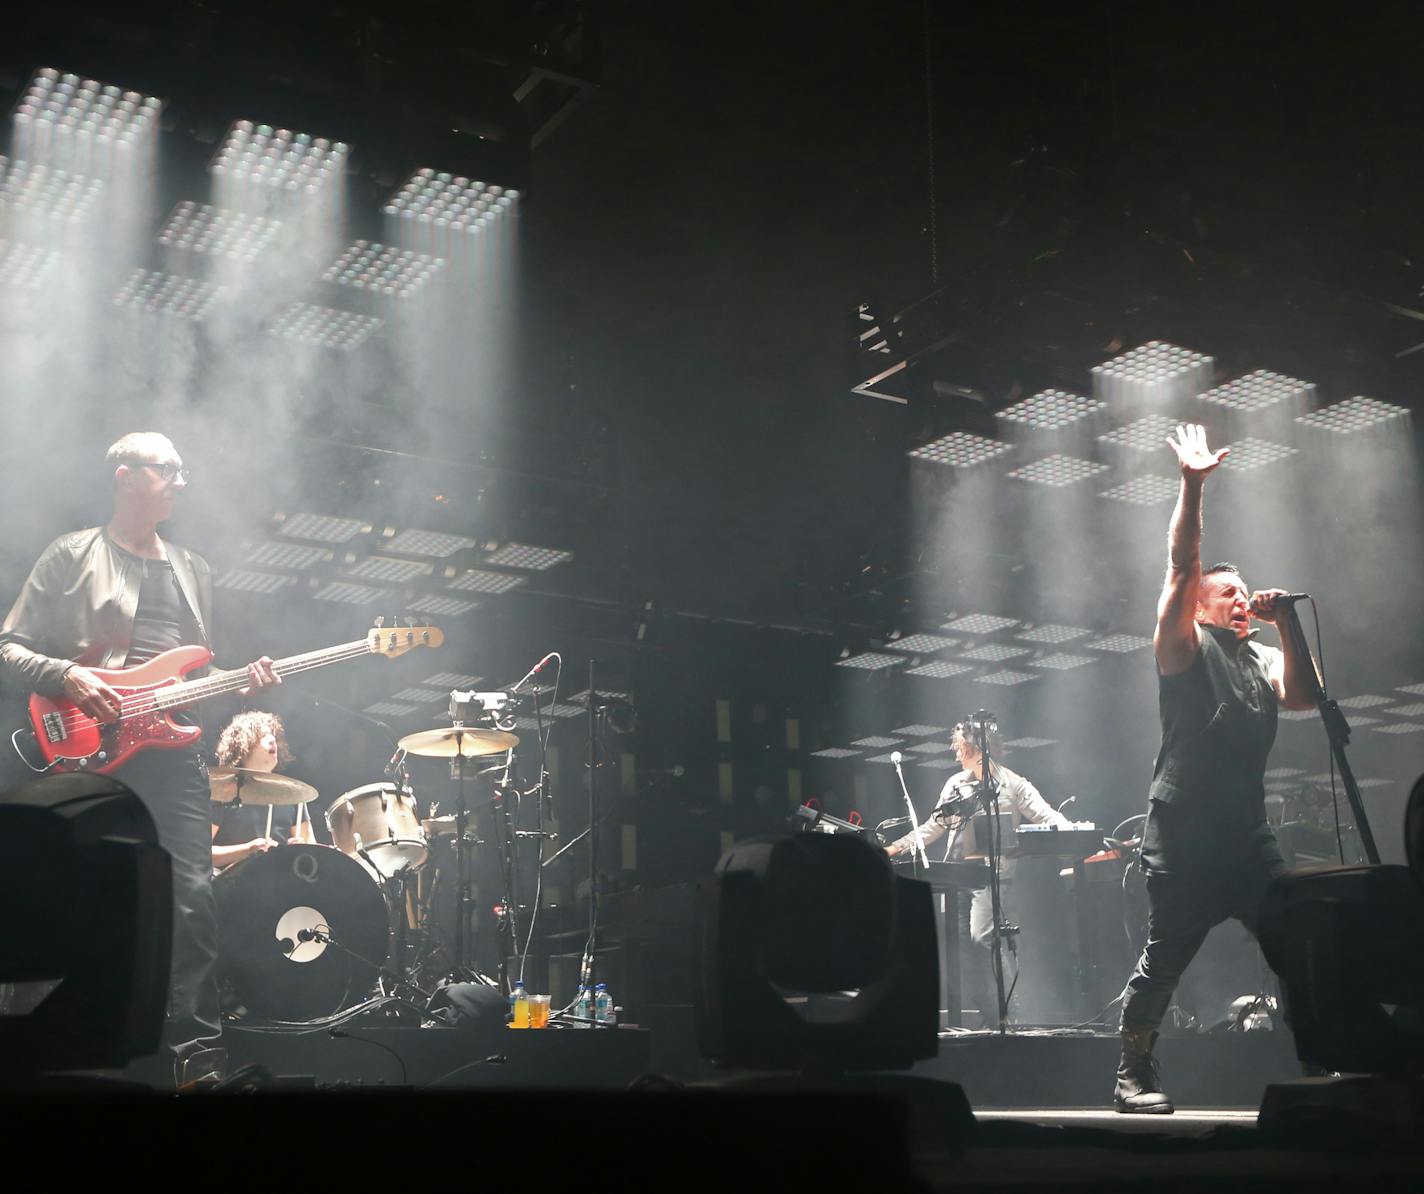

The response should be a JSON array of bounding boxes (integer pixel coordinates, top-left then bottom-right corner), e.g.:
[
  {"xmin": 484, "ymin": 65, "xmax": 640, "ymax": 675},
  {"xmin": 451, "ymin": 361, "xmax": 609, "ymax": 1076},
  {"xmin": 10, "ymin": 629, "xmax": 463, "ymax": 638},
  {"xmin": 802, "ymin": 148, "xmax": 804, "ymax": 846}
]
[{"xmin": 210, "ymin": 713, "xmax": 531, "ymax": 1024}]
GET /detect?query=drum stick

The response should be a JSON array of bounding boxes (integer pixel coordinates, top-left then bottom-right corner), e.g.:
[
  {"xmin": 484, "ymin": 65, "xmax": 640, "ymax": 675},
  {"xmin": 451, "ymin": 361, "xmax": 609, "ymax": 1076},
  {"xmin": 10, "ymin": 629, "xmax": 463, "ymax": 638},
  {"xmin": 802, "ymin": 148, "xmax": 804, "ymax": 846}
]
[{"xmin": 265, "ymin": 804, "xmax": 274, "ymax": 842}]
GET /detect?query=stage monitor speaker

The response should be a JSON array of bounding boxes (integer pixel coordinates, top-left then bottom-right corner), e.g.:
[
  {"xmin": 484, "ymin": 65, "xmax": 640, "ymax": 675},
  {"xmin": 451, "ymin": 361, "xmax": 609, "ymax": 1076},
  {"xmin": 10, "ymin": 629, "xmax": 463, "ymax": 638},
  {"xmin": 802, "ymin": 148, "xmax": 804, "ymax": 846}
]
[
  {"xmin": 694, "ymin": 832, "xmax": 938, "ymax": 1071},
  {"xmin": 0, "ymin": 772, "xmax": 170, "ymax": 1076},
  {"xmin": 1258, "ymin": 863, "xmax": 1424, "ymax": 1075}
]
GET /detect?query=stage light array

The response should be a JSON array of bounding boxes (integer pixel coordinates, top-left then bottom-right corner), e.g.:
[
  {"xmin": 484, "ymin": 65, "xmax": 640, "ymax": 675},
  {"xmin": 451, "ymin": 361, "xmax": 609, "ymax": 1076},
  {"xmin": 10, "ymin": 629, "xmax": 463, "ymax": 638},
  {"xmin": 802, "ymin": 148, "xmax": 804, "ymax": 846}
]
[
  {"xmin": 942, "ymin": 613, "xmax": 1018, "ymax": 635},
  {"xmin": 275, "ymin": 513, "xmax": 369, "ymax": 543},
  {"xmin": 884, "ymin": 633, "xmax": 959, "ymax": 654},
  {"xmin": 1018, "ymin": 623, "xmax": 1092, "ymax": 644},
  {"xmin": 1091, "ymin": 341, "xmax": 1213, "ymax": 404},
  {"xmin": 0, "ymin": 240, "xmax": 60, "ymax": 290},
  {"xmin": 0, "ymin": 157, "xmax": 104, "ymax": 226},
  {"xmin": 210, "ymin": 122, "xmax": 349, "ymax": 193},
  {"xmin": 1296, "ymin": 396, "xmax": 1411, "ymax": 434},
  {"xmin": 158, "ymin": 201, "xmax": 281, "ymax": 262},
  {"xmin": 1099, "ymin": 475, "xmax": 1180, "ymax": 505},
  {"xmin": 114, "ymin": 268, "xmax": 222, "ymax": 320},
  {"xmin": 835, "ymin": 652, "xmax": 905, "ymax": 671},
  {"xmin": 1099, "ymin": 414, "xmax": 1178, "ymax": 453},
  {"xmin": 324, "ymin": 241, "xmax": 445, "ymax": 299},
  {"xmin": 908, "ymin": 431, "xmax": 1013, "ymax": 468},
  {"xmin": 1006, "ymin": 454, "xmax": 1109, "ymax": 487},
  {"xmin": 485, "ymin": 543, "xmax": 573, "ymax": 570},
  {"xmin": 384, "ymin": 169, "xmax": 521, "ymax": 233},
  {"xmin": 996, "ymin": 389, "xmax": 1105, "ymax": 431},
  {"xmin": 1199, "ymin": 369, "xmax": 1315, "ymax": 414},
  {"xmin": 270, "ymin": 302, "xmax": 382, "ymax": 350},
  {"xmin": 1218, "ymin": 437, "xmax": 1298, "ymax": 472},
  {"xmin": 12, "ymin": 69, "xmax": 162, "ymax": 166}
]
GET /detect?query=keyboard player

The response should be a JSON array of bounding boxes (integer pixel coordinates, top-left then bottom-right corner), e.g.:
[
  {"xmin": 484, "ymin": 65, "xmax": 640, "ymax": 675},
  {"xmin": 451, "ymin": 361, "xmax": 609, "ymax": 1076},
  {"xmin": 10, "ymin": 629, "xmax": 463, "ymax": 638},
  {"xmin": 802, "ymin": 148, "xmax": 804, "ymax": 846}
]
[{"xmin": 886, "ymin": 719, "xmax": 1070, "ymax": 1026}]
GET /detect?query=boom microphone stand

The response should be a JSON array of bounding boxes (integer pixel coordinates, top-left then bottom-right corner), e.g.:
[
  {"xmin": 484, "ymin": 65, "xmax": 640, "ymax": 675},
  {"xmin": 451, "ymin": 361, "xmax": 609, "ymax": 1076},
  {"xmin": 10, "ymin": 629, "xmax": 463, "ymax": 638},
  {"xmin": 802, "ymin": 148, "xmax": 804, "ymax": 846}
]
[
  {"xmin": 972, "ymin": 711, "xmax": 1011, "ymax": 1034},
  {"xmin": 1275, "ymin": 599, "xmax": 1380, "ymax": 864}
]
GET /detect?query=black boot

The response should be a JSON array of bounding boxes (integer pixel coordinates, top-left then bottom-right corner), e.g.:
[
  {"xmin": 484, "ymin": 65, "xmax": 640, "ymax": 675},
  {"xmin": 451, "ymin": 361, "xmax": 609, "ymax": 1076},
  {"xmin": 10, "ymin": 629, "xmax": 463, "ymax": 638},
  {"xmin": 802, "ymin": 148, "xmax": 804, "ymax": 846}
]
[{"xmin": 1114, "ymin": 1028, "xmax": 1174, "ymax": 1114}]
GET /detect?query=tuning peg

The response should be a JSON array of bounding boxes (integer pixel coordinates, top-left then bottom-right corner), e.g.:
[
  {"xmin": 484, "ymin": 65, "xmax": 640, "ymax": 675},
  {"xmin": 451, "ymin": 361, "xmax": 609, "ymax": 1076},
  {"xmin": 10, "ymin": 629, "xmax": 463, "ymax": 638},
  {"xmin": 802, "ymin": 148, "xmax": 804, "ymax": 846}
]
[{"xmin": 374, "ymin": 616, "xmax": 385, "ymax": 628}]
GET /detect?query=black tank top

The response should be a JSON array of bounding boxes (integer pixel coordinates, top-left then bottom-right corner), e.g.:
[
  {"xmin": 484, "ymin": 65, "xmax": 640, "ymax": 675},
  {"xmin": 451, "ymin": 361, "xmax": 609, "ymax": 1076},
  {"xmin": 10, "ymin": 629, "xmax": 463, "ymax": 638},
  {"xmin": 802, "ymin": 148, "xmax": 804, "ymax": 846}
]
[{"xmin": 125, "ymin": 558, "xmax": 188, "ymax": 665}]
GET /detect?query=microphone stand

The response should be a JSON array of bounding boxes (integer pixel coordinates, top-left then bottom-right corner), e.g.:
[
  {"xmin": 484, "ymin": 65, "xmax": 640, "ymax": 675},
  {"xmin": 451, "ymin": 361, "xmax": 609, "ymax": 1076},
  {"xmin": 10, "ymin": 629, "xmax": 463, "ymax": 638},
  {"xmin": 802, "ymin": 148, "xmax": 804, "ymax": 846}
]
[
  {"xmin": 1275, "ymin": 602, "xmax": 1380, "ymax": 864},
  {"xmin": 973, "ymin": 712, "xmax": 1010, "ymax": 1034},
  {"xmin": 891, "ymin": 754, "xmax": 931, "ymax": 873}
]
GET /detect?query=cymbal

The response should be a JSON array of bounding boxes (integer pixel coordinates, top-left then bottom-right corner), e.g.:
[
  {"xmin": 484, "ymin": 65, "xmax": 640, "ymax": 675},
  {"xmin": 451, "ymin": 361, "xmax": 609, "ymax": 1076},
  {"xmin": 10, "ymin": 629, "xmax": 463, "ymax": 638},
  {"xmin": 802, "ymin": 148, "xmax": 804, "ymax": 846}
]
[
  {"xmin": 398, "ymin": 726, "xmax": 519, "ymax": 758},
  {"xmin": 209, "ymin": 767, "xmax": 318, "ymax": 807}
]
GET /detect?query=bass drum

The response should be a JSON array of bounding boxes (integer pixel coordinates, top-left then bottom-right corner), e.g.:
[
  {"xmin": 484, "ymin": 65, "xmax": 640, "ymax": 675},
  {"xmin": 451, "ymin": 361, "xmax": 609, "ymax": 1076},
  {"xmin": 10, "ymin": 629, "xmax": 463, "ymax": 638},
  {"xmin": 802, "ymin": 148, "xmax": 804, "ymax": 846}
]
[{"xmin": 215, "ymin": 844, "xmax": 388, "ymax": 1022}]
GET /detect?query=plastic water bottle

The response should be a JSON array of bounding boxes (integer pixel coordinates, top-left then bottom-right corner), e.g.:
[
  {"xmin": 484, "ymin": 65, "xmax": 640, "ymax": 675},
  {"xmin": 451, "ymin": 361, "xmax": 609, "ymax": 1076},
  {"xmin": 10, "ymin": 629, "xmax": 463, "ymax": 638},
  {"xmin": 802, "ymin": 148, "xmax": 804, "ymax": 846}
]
[
  {"xmin": 509, "ymin": 980, "xmax": 530, "ymax": 1029},
  {"xmin": 573, "ymin": 984, "xmax": 592, "ymax": 1027},
  {"xmin": 594, "ymin": 982, "xmax": 616, "ymax": 1025}
]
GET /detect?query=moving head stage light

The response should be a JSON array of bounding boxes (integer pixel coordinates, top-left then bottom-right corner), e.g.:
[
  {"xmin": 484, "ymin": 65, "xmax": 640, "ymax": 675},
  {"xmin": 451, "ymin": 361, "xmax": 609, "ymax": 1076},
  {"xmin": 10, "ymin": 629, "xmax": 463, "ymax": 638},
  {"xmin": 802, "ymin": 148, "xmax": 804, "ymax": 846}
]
[{"xmin": 0, "ymin": 773, "xmax": 171, "ymax": 1076}]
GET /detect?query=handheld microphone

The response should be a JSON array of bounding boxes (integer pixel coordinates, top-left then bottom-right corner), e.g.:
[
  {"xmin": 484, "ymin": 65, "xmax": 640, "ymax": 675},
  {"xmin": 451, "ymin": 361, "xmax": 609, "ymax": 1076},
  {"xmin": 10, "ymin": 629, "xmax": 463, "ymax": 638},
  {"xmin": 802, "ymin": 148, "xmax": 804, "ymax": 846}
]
[{"xmin": 1278, "ymin": 592, "xmax": 1311, "ymax": 604}]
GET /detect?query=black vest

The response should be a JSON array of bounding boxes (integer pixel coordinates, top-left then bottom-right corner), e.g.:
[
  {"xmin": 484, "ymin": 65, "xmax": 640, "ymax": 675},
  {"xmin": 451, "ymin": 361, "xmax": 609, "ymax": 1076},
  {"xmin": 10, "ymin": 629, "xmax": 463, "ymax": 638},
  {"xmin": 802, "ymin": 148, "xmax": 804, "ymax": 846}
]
[{"xmin": 1141, "ymin": 625, "xmax": 1279, "ymax": 874}]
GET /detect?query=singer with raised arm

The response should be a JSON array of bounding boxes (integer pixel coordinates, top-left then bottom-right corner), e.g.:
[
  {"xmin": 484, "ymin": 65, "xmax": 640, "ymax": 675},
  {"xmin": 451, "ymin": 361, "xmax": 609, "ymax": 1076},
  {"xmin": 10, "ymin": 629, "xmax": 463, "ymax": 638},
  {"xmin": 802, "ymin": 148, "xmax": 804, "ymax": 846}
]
[
  {"xmin": 886, "ymin": 719, "xmax": 1069, "ymax": 1028},
  {"xmin": 0, "ymin": 432, "xmax": 280, "ymax": 1087},
  {"xmin": 1113, "ymin": 423, "xmax": 1318, "ymax": 1115}
]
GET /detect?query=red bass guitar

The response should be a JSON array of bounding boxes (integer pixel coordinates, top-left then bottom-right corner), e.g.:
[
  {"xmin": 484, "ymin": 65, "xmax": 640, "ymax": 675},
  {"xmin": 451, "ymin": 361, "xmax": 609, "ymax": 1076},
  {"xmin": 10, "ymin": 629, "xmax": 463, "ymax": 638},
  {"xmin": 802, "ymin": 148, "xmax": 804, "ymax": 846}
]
[{"xmin": 14, "ymin": 624, "xmax": 444, "ymax": 776}]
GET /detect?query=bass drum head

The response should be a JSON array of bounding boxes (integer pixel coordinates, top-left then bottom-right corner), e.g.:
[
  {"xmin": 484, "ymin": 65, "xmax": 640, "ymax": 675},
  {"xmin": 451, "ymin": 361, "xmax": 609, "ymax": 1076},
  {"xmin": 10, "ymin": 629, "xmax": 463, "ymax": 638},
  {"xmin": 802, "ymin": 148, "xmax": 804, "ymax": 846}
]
[{"xmin": 215, "ymin": 844, "xmax": 388, "ymax": 1022}]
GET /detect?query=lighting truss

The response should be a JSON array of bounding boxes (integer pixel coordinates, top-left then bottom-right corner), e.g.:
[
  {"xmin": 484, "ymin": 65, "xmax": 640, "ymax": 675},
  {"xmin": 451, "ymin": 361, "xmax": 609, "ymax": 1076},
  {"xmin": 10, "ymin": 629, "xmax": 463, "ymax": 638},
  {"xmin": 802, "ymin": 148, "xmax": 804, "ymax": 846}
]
[
  {"xmin": 384, "ymin": 169, "xmax": 521, "ymax": 234},
  {"xmin": 1336, "ymin": 694, "xmax": 1395, "ymax": 709},
  {"xmin": 1091, "ymin": 341, "xmax": 1214, "ymax": 402},
  {"xmin": 906, "ymin": 660, "xmax": 976, "ymax": 679},
  {"xmin": 975, "ymin": 669, "xmax": 1038, "ymax": 686},
  {"xmin": 242, "ymin": 542, "xmax": 333, "ymax": 570},
  {"xmin": 424, "ymin": 672, "xmax": 483, "ymax": 688},
  {"xmin": 1218, "ymin": 437, "xmax": 1297, "ymax": 472},
  {"xmin": 1004, "ymin": 737, "xmax": 1055, "ymax": 749},
  {"xmin": 1027, "ymin": 653, "xmax": 1096, "ymax": 670},
  {"xmin": 276, "ymin": 512, "xmax": 370, "ymax": 543},
  {"xmin": 385, "ymin": 529, "xmax": 480, "ymax": 558},
  {"xmin": 215, "ymin": 569, "xmax": 295, "ymax": 594},
  {"xmin": 1018, "ymin": 623, "xmax": 1092, "ymax": 644},
  {"xmin": 850, "ymin": 736, "xmax": 901, "ymax": 748},
  {"xmin": 835, "ymin": 652, "xmax": 905, "ymax": 671},
  {"xmin": 0, "ymin": 157, "xmax": 105, "ymax": 227},
  {"xmin": 391, "ymin": 687, "xmax": 450, "ymax": 704},
  {"xmin": 484, "ymin": 543, "xmax": 574, "ymax": 570},
  {"xmin": 114, "ymin": 269, "xmax": 223, "ymax": 320},
  {"xmin": 883, "ymin": 633, "xmax": 959, "ymax": 654},
  {"xmin": 1005, "ymin": 454, "xmax": 1109, "ymax": 487},
  {"xmin": 447, "ymin": 569, "xmax": 528, "ymax": 595},
  {"xmin": 1086, "ymin": 634, "xmax": 1153, "ymax": 653},
  {"xmin": 157, "ymin": 201, "xmax": 281, "ymax": 262},
  {"xmin": 942, "ymin": 613, "xmax": 1019, "ymax": 635},
  {"xmin": 811, "ymin": 748, "xmax": 860, "ymax": 759},
  {"xmin": 324, "ymin": 240, "xmax": 446, "ymax": 299},
  {"xmin": 408, "ymin": 594, "xmax": 481, "ymax": 618},
  {"xmin": 996, "ymin": 389, "xmax": 1105, "ymax": 431},
  {"xmin": 962, "ymin": 643, "xmax": 1033, "ymax": 662},
  {"xmin": 908, "ymin": 430, "xmax": 1013, "ymax": 468},
  {"xmin": 312, "ymin": 582, "xmax": 388, "ymax": 605},
  {"xmin": 892, "ymin": 724, "xmax": 948, "ymax": 737},
  {"xmin": 12, "ymin": 69, "xmax": 162, "ymax": 161},
  {"xmin": 1296, "ymin": 396, "xmax": 1410, "ymax": 434},
  {"xmin": 907, "ymin": 741, "xmax": 952, "ymax": 754},
  {"xmin": 364, "ymin": 701, "xmax": 421, "ymax": 720},
  {"xmin": 1100, "ymin": 475, "xmax": 1180, "ymax": 506},
  {"xmin": 0, "ymin": 239, "xmax": 60, "ymax": 290},
  {"xmin": 270, "ymin": 302, "xmax": 382, "ymax": 351},
  {"xmin": 1198, "ymin": 369, "xmax": 1314, "ymax": 413},
  {"xmin": 344, "ymin": 556, "xmax": 434, "ymax": 583},
  {"xmin": 1098, "ymin": 414, "xmax": 1178, "ymax": 453},
  {"xmin": 210, "ymin": 122, "xmax": 349, "ymax": 193}
]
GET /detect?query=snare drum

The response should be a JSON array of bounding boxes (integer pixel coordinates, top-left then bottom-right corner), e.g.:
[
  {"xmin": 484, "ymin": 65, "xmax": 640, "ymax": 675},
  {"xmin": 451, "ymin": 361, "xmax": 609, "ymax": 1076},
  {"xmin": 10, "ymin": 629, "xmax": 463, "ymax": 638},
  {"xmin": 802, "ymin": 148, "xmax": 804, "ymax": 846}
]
[
  {"xmin": 214, "ymin": 844, "xmax": 388, "ymax": 1021},
  {"xmin": 325, "ymin": 782, "xmax": 428, "ymax": 877}
]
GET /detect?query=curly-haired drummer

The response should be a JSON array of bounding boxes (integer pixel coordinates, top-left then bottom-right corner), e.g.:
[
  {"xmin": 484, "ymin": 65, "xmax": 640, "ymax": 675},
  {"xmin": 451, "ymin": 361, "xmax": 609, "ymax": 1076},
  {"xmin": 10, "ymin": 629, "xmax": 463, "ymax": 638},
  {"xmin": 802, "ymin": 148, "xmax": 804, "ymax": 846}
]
[{"xmin": 210, "ymin": 710, "xmax": 314, "ymax": 868}]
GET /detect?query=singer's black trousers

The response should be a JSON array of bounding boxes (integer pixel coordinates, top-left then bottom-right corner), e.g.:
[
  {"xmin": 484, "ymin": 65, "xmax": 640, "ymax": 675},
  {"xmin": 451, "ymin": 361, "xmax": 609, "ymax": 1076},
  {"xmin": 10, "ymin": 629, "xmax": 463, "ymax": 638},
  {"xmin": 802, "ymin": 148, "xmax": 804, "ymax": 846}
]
[
  {"xmin": 116, "ymin": 749, "xmax": 222, "ymax": 1059},
  {"xmin": 1120, "ymin": 822, "xmax": 1286, "ymax": 1033}
]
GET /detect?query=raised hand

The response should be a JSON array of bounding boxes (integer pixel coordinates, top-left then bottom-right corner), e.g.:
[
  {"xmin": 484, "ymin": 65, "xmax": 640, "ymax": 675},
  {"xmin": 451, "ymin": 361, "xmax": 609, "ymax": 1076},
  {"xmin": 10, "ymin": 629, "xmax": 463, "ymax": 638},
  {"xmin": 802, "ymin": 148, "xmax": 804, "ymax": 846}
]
[{"xmin": 1166, "ymin": 423, "xmax": 1229, "ymax": 481}]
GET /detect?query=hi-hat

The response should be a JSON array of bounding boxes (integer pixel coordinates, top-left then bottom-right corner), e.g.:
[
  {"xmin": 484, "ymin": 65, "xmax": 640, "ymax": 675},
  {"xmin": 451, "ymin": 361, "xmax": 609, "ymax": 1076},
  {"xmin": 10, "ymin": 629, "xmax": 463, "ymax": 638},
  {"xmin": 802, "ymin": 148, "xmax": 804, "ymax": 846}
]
[
  {"xmin": 398, "ymin": 726, "xmax": 519, "ymax": 758},
  {"xmin": 209, "ymin": 767, "xmax": 318, "ymax": 807}
]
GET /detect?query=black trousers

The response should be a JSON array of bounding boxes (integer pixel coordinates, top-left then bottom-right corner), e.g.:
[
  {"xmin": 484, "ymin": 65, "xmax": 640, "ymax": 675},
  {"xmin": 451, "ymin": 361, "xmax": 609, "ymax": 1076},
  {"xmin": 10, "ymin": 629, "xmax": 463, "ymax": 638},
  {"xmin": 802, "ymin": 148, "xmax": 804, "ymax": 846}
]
[
  {"xmin": 1120, "ymin": 818, "xmax": 1287, "ymax": 1034},
  {"xmin": 116, "ymin": 749, "xmax": 221, "ymax": 1058}
]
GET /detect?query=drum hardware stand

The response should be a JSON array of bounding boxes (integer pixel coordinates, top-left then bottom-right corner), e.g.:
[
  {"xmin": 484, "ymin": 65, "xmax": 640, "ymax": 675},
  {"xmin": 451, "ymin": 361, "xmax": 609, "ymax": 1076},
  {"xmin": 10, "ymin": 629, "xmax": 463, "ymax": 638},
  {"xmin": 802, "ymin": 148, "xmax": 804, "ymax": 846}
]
[
  {"xmin": 295, "ymin": 926, "xmax": 434, "ymax": 1013},
  {"xmin": 971, "ymin": 710, "xmax": 1012, "ymax": 1035}
]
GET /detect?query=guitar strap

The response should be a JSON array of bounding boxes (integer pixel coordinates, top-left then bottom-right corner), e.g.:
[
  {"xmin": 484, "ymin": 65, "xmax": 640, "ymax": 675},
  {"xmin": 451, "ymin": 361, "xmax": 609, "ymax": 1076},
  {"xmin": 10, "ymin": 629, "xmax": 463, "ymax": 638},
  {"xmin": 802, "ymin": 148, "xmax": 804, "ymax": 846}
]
[{"xmin": 162, "ymin": 541, "xmax": 210, "ymax": 649}]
